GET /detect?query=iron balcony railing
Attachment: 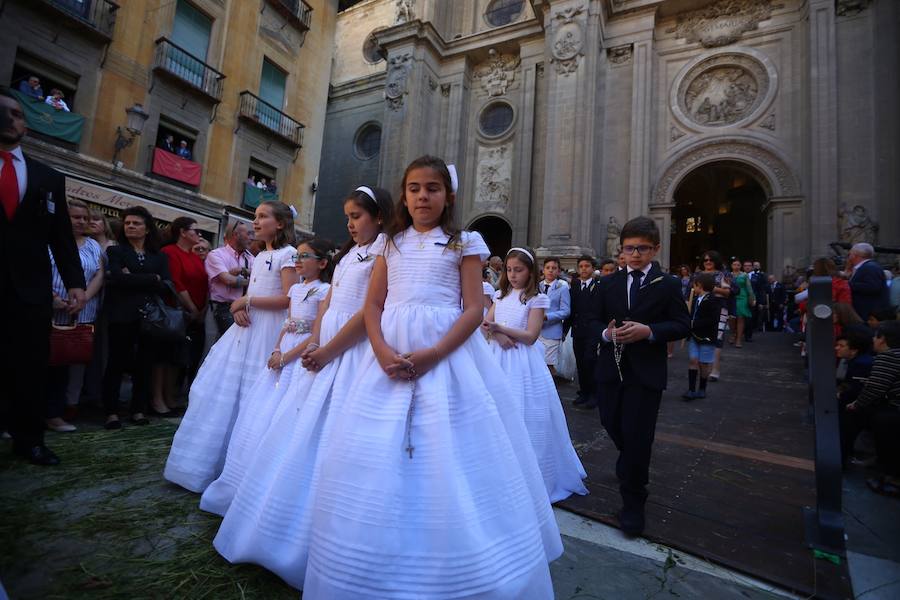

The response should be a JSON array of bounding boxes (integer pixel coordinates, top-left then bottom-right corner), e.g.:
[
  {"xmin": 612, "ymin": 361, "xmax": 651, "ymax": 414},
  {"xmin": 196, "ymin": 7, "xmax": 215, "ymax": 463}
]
[
  {"xmin": 153, "ymin": 37, "xmax": 225, "ymax": 102},
  {"xmin": 238, "ymin": 91, "xmax": 305, "ymax": 148},
  {"xmin": 45, "ymin": 0, "xmax": 119, "ymax": 40},
  {"xmin": 266, "ymin": 0, "xmax": 313, "ymax": 31}
]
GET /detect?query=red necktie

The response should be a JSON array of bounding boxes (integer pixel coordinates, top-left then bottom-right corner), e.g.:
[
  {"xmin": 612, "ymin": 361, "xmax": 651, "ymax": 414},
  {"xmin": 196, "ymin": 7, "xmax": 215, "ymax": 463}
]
[{"xmin": 0, "ymin": 150, "xmax": 19, "ymax": 221}]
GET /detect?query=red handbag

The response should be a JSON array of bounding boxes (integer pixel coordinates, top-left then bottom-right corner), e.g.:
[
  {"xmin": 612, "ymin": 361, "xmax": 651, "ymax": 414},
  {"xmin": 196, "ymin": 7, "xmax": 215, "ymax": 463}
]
[{"xmin": 48, "ymin": 322, "xmax": 95, "ymax": 366}]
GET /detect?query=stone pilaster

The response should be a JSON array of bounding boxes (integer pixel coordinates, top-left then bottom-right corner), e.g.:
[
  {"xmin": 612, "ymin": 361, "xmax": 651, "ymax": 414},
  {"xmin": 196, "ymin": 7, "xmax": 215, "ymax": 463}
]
[{"xmin": 628, "ymin": 36, "xmax": 653, "ymax": 219}]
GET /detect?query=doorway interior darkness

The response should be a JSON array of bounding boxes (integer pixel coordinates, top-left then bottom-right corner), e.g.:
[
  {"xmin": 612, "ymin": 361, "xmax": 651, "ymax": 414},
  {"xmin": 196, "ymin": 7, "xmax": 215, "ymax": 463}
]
[
  {"xmin": 671, "ymin": 161, "xmax": 768, "ymax": 271},
  {"xmin": 469, "ymin": 215, "xmax": 513, "ymax": 259}
]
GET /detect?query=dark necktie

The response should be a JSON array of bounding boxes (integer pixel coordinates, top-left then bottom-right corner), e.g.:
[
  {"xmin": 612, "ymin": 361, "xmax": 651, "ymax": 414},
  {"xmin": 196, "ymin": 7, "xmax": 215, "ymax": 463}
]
[
  {"xmin": 0, "ymin": 151, "xmax": 19, "ymax": 221},
  {"xmin": 629, "ymin": 270, "xmax": 643, "ymax": 311}
]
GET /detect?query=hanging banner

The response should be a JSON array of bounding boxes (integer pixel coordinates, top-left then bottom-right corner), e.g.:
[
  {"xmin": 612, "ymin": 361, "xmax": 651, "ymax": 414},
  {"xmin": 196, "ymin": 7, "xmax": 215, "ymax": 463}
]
[
  {"xmin": 12, "ymin": 90, "xmax": 85, "ymax": 144},
  {"xmin": 64, "ymin": 177, "xmax": 220, "ymax": 235},
  {"xmin": 151, "ymin": 147, "xmax": 202, "ymax": 186}
]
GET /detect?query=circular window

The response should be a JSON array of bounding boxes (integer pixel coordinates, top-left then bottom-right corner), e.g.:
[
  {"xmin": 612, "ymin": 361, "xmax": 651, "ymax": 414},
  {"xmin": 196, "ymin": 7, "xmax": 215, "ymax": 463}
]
[
  {"xmin": 354, "ymin": 123, "xmax": 382, "ymax": 160},
  {"xmin": 362, "ymin": 30, "xmax": 386, "ymax": 64},
  {"xmin": 485, "ymin": 0, "xmax": 525, "ymax": 27},
  {"xmin": 479, "ymin": 102, "xmax": 515, "ymax": 137}
]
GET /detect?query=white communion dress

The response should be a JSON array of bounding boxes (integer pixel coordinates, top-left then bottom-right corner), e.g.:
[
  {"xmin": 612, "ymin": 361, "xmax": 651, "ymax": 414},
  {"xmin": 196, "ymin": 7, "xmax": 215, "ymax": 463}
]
[
  {"xmin": 213, "ymin": 236, "xmax": 382, "ymax": 587},
  {"xmin": 301, "ymin": 227, "xmax": 562, "ymax": 600},
  {"xmin": 489, "ymin": 289, "xmax": 588, "ymax": 502},
  {"xmin": 199, "ymin": 278, "xmax": 329, "ymax": 516},
  {"xmin": 163, "ymin": 245, "xmax": 295, "ymax": 492}
]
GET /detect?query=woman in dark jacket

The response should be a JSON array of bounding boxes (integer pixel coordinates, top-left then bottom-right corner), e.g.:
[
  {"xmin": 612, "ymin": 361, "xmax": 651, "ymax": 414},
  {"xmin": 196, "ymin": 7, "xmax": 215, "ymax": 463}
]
[{"xmin": 102, "ymin": 206, "xmax": 171, "ymax": 429}]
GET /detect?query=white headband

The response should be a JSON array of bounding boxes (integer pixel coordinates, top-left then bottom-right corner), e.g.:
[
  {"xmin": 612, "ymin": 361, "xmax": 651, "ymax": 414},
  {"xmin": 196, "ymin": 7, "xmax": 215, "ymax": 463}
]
[
  {"xmin": 507, "ymin": 247, "xmax": 535, "ymax": 264},
  {"xmin": 355, "ymin": 186, "xmax": 377, "ymax": 203},
  {"xmin": 447, "ymin": 164, "xmax": 459, "ymax": 193},
  {"xmin": 288, "ymin": 205, "xmax": 298, "ymax": 218}
]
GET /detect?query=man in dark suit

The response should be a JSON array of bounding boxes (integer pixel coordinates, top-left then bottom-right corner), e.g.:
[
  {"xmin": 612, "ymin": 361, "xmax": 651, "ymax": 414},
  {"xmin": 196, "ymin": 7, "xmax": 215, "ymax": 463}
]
[
  {"xmin": 0, "ymin": 87, "xmax": 85, "ymax": 465},
  {"xmin": 593, "ymin": 217, "xmax": 690, "ymax": 536},
  {"xmin": 847, "ymin": 243, "xmax": 890, "ymax": 320},
  {"xmin": 766, "ymin": 274, "xmax": 785, "ymax": 331},
  {"xmin": 748, "ymin": 260, "xmax": 767, "ymax": 336},
  {"xmin": 566, "ymin": 255, "xmax": 603, "ymax": 410}
]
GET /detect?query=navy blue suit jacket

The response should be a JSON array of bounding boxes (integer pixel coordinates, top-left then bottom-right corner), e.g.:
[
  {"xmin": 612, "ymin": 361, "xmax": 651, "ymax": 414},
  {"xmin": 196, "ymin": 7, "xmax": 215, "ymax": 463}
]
[{"xmin": 850, "ymin": 260, "xmax": 889, "ymax": 319}]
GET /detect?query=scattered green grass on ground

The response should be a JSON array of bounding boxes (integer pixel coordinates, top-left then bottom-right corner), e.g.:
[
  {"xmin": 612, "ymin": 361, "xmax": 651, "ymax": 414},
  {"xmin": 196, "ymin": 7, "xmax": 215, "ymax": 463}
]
[{"xmin": 0, "ymin": 423, "xmax": 296, "ymax": 599}]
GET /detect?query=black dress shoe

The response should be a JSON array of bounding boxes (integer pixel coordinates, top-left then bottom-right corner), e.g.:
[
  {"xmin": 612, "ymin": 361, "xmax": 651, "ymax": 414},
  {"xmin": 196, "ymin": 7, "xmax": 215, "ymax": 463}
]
[
  {"xmin": 572, "ymin": 393, "xmax": 586, "ymax": 406},
  {"xmin": 576, "ymin": 397, "xmax": 599, "ymax": 411},
  {"xmin": 618, "ymin": 507, "xmax": 645, "ymax": 537},
  {"xmin": 14, "ymin": 444, "xmax": 61, "ymax": 466},
  {"xmin": 104, "ymin": 419, "xmax": 122, "ymax": 430}
]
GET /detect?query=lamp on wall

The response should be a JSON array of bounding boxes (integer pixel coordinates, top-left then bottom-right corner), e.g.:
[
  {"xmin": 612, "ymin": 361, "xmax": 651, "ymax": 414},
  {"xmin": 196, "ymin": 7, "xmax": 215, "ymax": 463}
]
[{"xmin": 112, "ymin": 103, "xmax": 150, "ymax": 167}]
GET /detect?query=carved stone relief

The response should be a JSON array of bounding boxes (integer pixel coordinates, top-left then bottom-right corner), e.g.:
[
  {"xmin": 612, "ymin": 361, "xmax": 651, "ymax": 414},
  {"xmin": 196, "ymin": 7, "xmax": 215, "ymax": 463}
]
[
  {"xmin": 836, "ymin": 0, "xmax": 872, "ymax": 17},
  {"xmin": 676, "ymin": 53, "xmax": 770, "ymax": 128},
  {"xmin": 759, "ymin": 114, "xmax": 775, "ymax": 131},
  {"xmin": 671, "ymin": 0, "xmax": 773, "ymax": 48},
  {"xmin": 384, "ymin": 53, "xmax": 412, "ymax": 111},
  {"xmin": 550, "ymin": 6, "xmax": 585, "ymax": 76},
  {"xmin": 670, "ymin": 126, "xmax": 687, "ymax": 142},
  {"xmin": 652, "ymin": 138, "xmax": 799, "ymax": 205},
  {"xmin": 395, "ymin": 0, "xmax": 415, "ymax": 25},
  {"xmin": 474, "ymin": 49, "xmax": 521, "ymax": 97},
  {"xmin": 838, "ymin": 203, "xmax": 878, "ymax": 244},
  {"xmin": 607, "ymin": 44, "xmax": 633, "ymax": 66},
  {"xmin": 475, "ymin": 144, "xmax": 512, "ymax": 213},
  {"xmin": 441, "ymin": 83, "xmax": 451, "ymax": 97}
]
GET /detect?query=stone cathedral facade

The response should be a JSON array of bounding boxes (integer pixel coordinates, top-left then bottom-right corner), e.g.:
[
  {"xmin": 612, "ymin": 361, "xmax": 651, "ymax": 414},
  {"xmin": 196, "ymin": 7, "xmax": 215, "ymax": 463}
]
[{"xmin": 313, "ymin": 0, "xmax": 899, "ymax": 272}]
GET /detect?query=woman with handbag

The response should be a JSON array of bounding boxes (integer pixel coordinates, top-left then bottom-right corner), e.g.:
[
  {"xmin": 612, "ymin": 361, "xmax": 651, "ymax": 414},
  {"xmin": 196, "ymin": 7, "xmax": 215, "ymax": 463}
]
[
  {"xmin": 46, "ymin": 199, "xmax": 105, "ymax": 432},
  {"xmin": 101, "ymin": 206, "xmax": 173, "ymax": 430}
]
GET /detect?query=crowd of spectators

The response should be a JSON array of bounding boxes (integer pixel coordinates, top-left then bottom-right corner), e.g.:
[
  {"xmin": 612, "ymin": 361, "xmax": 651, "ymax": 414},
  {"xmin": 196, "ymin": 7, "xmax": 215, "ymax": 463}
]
[{"xmin": 246, "ymin": 175, "xmax": 278, "ymax": 195}]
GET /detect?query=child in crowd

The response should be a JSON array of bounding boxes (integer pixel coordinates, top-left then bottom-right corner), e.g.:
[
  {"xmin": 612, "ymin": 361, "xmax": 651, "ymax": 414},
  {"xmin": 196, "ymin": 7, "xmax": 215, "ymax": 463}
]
[
  {"xmin": 683, "ymin": 272, "xmax": 724, "ymax": 400},
  {"xmin": 568, "ymin": 255, "xmax": 603, "ymax": 410},
  {"xmin": 164, "ymin": 201, "xmax": 298, "ymax": 492},
  {"xmin": 538, "ymin": 257, "xmax": 570, "ymax": 378},
  {"xmin": 599, "ymin": 258, "xmax": 617, "ymax": 277},
  {"xmin": 595, "ymin": 216, "xmax": 690, "ymax": 537},
  {"xmin": 836, "ymin": 327, "xmax": 875, "ymax": 464},
  {"xmin": 199, "ymin": 238, "xmax": 332, "ymax": 515},
  {"xmin": 483, "ymin": 247, "xmax": 587, "ymax": 502},
  {"xmin": 300, "ymin": 156, "xmax": 560, "ymax": 598},
  {"xmin": 214, "ymin": 186, "xmax": 393, "ymax": 588},
  {"xmin": 482, "ymin": 268, "xmax": 495, "ymax": 315}
]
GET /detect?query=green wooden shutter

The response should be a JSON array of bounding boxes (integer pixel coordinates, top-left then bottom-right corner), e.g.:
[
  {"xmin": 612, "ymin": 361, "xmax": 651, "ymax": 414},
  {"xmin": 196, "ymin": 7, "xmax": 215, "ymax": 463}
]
[{"xmin": 172, "ymin": 0, "xmax": 211, "ymax": 60}]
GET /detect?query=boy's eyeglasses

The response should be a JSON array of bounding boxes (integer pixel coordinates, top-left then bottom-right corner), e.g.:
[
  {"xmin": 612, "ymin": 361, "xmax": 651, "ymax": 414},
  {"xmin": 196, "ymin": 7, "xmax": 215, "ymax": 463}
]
[
  {"xmin": 293, "ymin": 252, "xmax": 323, "ymax": 262},
  {"xmin": 622, "ymin": 245, "xmax": 655, "ymax": 255}
]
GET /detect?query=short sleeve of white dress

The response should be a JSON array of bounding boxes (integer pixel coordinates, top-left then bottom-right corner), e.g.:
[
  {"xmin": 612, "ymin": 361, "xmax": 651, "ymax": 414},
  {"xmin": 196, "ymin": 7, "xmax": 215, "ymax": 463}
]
[
  {"xmin": 460, "ymin": 231, "xmax": 490, "ymax": 262},
  {"xmin": 369, "ymin": 232, "xmax": 388, "ymax": 257},
  {"xmin": 275, "ymin": 245, "xmax": 296, "ymax": 271},
  {"xmin": 527, "ymin": 293, "xmax": 551, "ymax": 311},
  {"xmin": 493, "ymin": 289, "xmax": 503, "ymax": 302}
]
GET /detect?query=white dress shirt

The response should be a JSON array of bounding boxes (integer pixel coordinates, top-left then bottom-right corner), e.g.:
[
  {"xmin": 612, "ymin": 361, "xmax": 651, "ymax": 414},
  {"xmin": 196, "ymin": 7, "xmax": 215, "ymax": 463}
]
[
  {"xmin": 0, "ymin": 146, "xmax": 28, "ymax": 203},
  {"xmin": 625, "ymin": 263, "xmax": 654, "ymax": 310}
]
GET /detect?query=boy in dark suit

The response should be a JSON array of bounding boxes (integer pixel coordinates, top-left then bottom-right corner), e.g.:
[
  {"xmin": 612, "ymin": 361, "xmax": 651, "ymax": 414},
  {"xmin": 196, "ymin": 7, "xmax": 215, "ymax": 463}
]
[
  {"xmin": 593, "ymin": 216, "xmax": 690, "ymax": 536},
  {"xmin": 567, "ymin": 255, "xmax": 602, "ymax": 409},
  {"xmin": 683, "ymin": 272, "xmax": 723, "ymax": 400}
]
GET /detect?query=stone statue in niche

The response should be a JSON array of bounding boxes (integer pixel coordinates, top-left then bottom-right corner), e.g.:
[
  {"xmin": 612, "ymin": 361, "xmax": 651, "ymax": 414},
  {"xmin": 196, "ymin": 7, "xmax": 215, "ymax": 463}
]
[
  {"xmin": 685, "ymin": 66, "xmax": 758, "ymax": 126},
  {"xmin": 476, "ymin": 145, "xmax": 511, "ymax": 212},
  {"xmin": 395, "ymin": 0, "xmax": 415, "ymax": 24},
  {"xmin": 605, "ymin": 217, "xmax": 621, "ymax": 258},
  {"xmin": 384, "ymin": 53, "xmax": 412, "ymax": 110},
  {"xmin": 474, "ymin": 49, "xmax": 520, "ymax": 97},
  {"xmin": 838, "ymin": 203, "xmax": 878, "ymax": 244}
]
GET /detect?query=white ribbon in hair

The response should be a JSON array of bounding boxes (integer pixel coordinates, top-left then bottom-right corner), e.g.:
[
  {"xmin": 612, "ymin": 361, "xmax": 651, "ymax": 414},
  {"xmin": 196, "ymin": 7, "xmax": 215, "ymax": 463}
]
[
  {"xmin": 355, "ymin": 186, "xmax": 377, "ymax": 203},
  {"xmin": 447, "ymin": 164, "xmax": 459, "ymax": 193},
  {"xmin": 507, "ymin": 246, "xmax": 535, "ymax": 264},
  {"xmin": 288, "ymin": 205, "xmax": 298, "ymax": 218}
]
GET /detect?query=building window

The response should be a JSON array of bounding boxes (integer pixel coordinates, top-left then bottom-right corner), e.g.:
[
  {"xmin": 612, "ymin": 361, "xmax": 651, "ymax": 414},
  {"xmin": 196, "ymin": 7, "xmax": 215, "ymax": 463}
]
[
  {"xmin": 172, "ymin": 0, "xmax": 212, "ymax": 61},
  {"xmin": 485, "ymin": 0, "xmax": 525, "ymax": 27},
  {"xmin": 155, "ymin": 117, "xmax": 197, "ymax": 159},
  {"xmin": 244, "ymin": 158, "xmax": 279, "ymax": 209},
  {"xmin": 362, "ymin": 29, "xmax": 386, "ymax": 64},
  {"xmin": 478, "ymin": 101, "xmax": 515, "ymax": 137},
  {"xmin": 257, "ymin": 58, "xmax": 288, "ymax": 131},
  {"xmin": 354, "ymin": 122, "xmax": 382, "ymax": 160},
  {"xmin": 685, "ymin": 216, "xmax": 703, "ymax": 234}
]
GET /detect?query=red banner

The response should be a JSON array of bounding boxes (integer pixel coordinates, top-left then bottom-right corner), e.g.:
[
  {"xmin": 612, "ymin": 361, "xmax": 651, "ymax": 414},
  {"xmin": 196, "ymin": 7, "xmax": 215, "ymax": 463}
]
[{"xmin": 151, "ymin": 147, "xmax": 202, "ymax": 186}]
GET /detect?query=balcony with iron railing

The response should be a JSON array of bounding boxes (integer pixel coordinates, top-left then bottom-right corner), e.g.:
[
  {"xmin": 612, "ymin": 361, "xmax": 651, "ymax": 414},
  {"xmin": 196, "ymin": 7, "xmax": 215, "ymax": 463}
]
[
  {"xmin": 265, "ymin": 0, "xmax": 313, "ymax": 32},
  {"xmin": 152, "ymin": 38, "xmax": 225, "ymax": 103},
  {"xmin": 238, "ymin": 91, "xmax": 305, "ymax": 149},
  {"xmin": 42, "ymin": 0, "xmax": 119, "ymax": 41}
]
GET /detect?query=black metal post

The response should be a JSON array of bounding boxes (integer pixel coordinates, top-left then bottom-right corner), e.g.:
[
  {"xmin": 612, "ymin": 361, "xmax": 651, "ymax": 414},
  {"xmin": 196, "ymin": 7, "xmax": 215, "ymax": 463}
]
[{"xmin": 803, "ymin": 276, "xmax": 845, "ymax": 555}]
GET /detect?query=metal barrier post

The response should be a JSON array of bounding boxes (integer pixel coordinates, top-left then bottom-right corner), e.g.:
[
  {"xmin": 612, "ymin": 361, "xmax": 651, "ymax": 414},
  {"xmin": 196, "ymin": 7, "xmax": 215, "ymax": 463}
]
[{"xmin": 803, "ymin": 276, "xmax": 845, "ymax": 555}]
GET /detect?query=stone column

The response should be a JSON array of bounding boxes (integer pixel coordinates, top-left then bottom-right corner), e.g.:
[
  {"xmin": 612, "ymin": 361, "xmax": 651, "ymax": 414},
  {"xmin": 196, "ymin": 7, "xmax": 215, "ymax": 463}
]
[
  {"xmin": 534, "ymin": 0, "xmax": 600, "ymax": 258},
  {"xmin": 628, "ymin": 36, "xmax": 654, "ymax": 219},
  {"xmin": 808, "ymin": 0, "xmax": 839, "ymax": 256}
]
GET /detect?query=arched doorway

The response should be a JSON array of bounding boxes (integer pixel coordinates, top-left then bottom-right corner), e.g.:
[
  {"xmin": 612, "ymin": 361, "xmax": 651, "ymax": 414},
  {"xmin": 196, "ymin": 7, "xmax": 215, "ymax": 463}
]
[
  {"xmin": 468, "ymin": 215, "xmax": 512, "ymax": 258},
  {"xmin": 670, "ymin": 161, "xmax": 767, "ymax": 270}
]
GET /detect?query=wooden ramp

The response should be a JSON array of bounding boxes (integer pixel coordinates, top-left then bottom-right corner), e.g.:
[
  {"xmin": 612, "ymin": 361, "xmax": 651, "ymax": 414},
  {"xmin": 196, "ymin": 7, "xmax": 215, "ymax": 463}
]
[{"xmin": 557, "ymin": 334, "xmax": 853, "ymax": 599}]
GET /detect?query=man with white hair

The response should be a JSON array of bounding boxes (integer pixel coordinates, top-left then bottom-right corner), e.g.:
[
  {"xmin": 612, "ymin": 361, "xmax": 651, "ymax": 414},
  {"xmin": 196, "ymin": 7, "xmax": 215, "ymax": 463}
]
[
  {"xmin": 487, "ymin": 255, "xmax": 502, "ymax": 289},
  {"xmin": 846, "ymin": 242, "xmax": 890, "ymax": 320}
]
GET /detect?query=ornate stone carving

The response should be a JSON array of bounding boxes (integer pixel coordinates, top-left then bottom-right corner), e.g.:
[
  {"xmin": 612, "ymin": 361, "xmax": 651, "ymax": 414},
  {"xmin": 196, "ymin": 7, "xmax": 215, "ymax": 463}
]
[
  {"xmin": 384, "ymin": 53, "xmax": 412, "ymax": 111},
  {"xmin": 394, "ymin": 0, "xmax": 415, "ymax": 25},
  {"xmin": 441, "ymin": 83, "xmax": 451, "ymax": 97},
  {"xmin": 607, "ymin": 44, "xmax": 633, "ymax": 66},
  {"xmin": 536, "ymin": 63, "xmax": 545, "ymax": 78},
  {"xmin": 672, "ymin": 0, "xmax": 773, "ymax": 48},
  {"xmin": 838, "ymin": 203, "xmax": 878, "ymax": 244},
  {"xmin": 475, "ymin": 145, "xmax": 512, "ymax": 213},
  {"xmin": 427, "ymin": 76, "xmax": 438, "ymax": 91},
  {"xmin": 759, "ymin": 114, "xmax": 775, "ymax": 130},
  {"xmin": 652, "ymin": 138, "xmax": 800, "ymax": 205},
  {"xmin": 836, "ymin": 0, "xmax": 872, "ymax": 17},
  {"xmin": 605, "ymin": 217, "xmax": 621, "ymax": 258},
  {"xmin": 677, "ymin": 53, "xmax": 770, "ymax": 128},
  {"xmin": 474, "ymin": 49, "xmax": 520, "ymax": 97},
  {"xmin": 550, "ymin": 6, "xmax": 585, "ymax": 76},
  {"xmin": 670, "ymin": 126, "xmax": 687, "ymax": 142}
]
